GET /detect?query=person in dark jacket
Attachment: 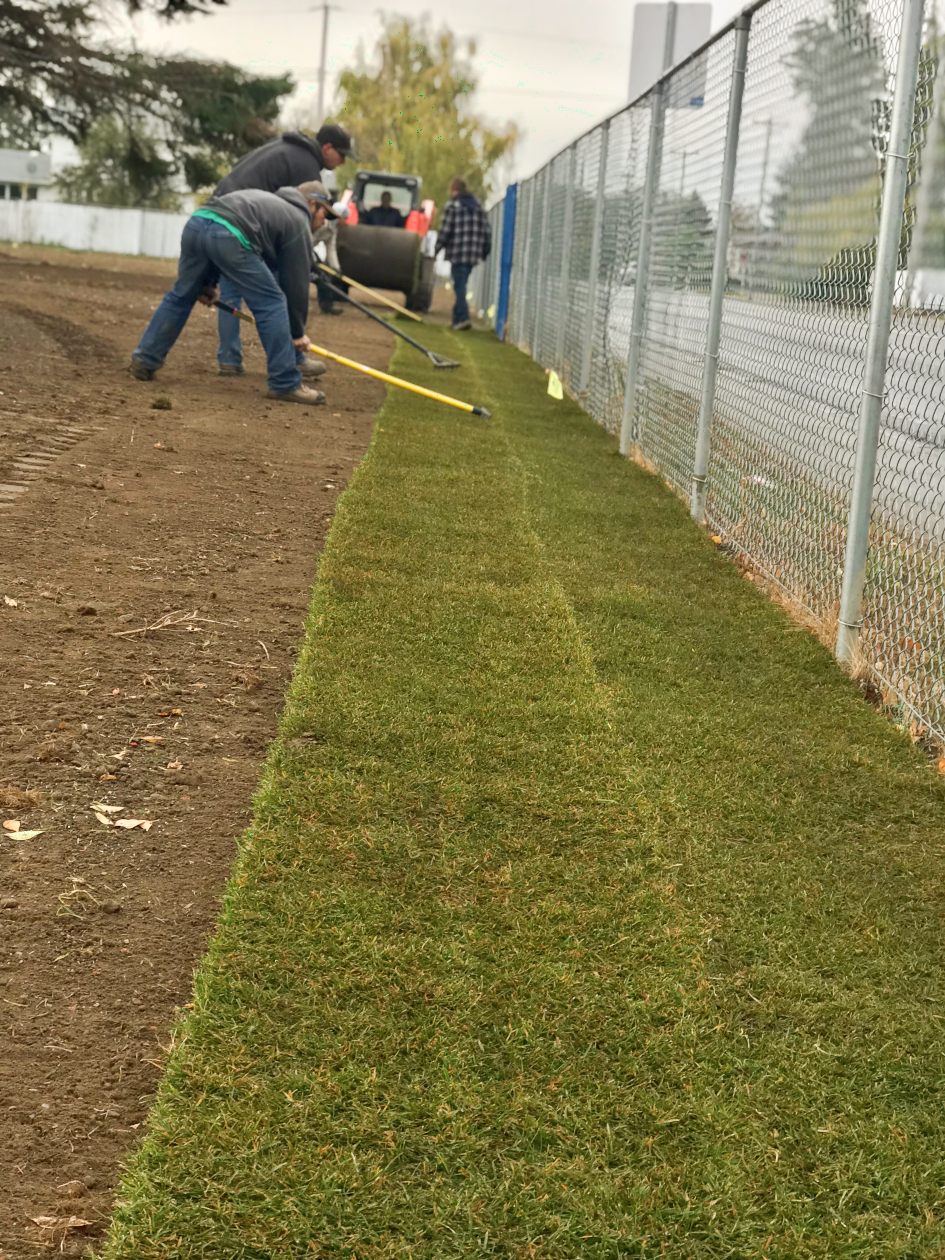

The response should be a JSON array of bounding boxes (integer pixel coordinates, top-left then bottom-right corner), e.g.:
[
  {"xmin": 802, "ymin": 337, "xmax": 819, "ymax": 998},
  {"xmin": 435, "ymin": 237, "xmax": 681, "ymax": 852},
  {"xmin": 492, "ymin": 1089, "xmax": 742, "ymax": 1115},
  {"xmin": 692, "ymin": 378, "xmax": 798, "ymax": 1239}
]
[
  {"xmin": 215, "ymin": 123, "xmax": 354, "ymax": 361},
  {"xmin": 363, "ymin": 191, "xmax": 405, "ymax": 228},
  {"xmin": 215, "ymin": 124, "xmax": 352, "ymax": 196},
  {"xmin": 435, "ymin": 178, "xmax": 492, "ymax": 331},
  {"xmin": 130, "ymin": 182, "xmax": 338, "ymax": 407}
]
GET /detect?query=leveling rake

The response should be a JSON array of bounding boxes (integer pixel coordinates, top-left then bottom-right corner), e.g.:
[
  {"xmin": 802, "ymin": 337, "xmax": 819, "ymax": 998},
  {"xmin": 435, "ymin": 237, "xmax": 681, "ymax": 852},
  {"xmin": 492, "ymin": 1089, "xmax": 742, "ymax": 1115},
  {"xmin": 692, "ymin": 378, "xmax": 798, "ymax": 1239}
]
[
  {"xmin": 216, "ymin": 302, "xmax": 490, "ymax": 419},
  {"xmin": 313, "ymin": 266, "xmax": 460, "ymax": 370},
  {"xmin": 309, "ymin": 343, "xmax": 491, "ymax": 419}
]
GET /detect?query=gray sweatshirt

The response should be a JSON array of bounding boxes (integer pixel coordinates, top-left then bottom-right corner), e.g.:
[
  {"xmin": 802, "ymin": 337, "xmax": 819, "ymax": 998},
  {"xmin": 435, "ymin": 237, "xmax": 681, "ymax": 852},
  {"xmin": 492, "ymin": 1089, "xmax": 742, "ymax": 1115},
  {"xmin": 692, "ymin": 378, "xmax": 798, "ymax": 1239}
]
[{"xmin": 200, "ymin": 186, "xmax": 313, "ymax": 338}]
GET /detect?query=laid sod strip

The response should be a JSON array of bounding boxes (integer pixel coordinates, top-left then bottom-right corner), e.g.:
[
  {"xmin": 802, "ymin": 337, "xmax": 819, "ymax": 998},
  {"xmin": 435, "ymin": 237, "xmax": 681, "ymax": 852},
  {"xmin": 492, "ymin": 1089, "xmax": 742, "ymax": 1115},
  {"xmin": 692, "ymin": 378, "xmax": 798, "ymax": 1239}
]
[{"xmin": 104, "ymin": 330, "xmax": 945, "ymax": 1258}]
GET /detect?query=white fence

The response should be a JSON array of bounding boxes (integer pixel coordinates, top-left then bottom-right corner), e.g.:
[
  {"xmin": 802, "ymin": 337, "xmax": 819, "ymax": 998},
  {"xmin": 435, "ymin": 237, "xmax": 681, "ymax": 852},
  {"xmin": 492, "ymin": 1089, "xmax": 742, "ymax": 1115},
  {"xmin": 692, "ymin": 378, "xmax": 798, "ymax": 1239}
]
[{"xmin": 0, "ymin": 199, "xmax": 187, "ymax": 258}]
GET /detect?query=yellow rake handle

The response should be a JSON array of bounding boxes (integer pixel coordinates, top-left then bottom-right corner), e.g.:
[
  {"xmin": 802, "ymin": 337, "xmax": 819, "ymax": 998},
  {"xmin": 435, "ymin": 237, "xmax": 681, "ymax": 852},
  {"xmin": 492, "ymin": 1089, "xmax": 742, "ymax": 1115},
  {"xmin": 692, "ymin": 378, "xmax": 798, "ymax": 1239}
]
[
  {"xmin": 320, "ymin": 264, "xmax": 424, "ymax": 323},
  {"xmin": 309, "ymin": 343, "xmax": 491, "ymax": 419}
]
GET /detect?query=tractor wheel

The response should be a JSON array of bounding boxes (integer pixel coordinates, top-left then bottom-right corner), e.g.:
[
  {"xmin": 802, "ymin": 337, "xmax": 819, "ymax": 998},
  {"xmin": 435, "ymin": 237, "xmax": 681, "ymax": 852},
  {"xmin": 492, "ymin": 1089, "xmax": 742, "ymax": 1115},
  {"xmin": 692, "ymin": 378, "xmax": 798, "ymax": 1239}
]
[{"xmin": 405, "ymin": 255, "xmax": 435, "ymax": 313}]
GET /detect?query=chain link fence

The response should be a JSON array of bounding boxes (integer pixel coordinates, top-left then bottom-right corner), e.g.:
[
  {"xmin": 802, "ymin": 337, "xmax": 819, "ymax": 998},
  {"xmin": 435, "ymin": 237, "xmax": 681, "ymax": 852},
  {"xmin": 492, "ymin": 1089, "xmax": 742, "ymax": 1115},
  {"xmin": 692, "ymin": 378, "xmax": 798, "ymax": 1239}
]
[{"xmin": 473, "ymin": 0, "xmax": 945, "ymax": 746}]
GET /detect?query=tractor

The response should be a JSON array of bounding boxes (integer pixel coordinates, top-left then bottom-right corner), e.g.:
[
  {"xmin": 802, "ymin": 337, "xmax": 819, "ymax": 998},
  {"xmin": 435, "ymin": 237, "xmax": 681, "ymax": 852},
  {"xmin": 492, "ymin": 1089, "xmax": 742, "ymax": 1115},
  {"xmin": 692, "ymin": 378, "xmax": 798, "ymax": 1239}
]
[{"xmin": 336, "ymin": 170, "xmax": 437, "ymax": 313}]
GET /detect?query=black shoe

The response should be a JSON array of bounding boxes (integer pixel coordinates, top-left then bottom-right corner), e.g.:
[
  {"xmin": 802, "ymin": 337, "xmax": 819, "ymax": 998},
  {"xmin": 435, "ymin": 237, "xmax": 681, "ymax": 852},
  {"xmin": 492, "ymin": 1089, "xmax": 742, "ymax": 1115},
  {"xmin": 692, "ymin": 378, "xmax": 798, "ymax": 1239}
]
[
  {"xmin": 130, "ymin": 356, "xmax": 156, "ymax": 380},
  {"xmin": 319, "ymin": 305, "xmax": 344, "ymax": 316}
]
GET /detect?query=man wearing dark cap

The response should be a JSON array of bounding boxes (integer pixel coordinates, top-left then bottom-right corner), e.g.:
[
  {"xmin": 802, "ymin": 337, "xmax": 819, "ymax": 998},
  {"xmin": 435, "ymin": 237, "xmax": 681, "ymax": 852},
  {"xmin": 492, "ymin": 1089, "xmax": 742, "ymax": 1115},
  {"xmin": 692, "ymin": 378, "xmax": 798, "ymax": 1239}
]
[
  {"xmin": 216, "ymin": 123, "xmax": 353, "ymax": 197},
  {"xmin": 129, "ymin": 182, "xmax": 338, "ymax": 407},
  {"xmin": 214, "ymin": 122, "xmax": 354, "ymax": 375}
]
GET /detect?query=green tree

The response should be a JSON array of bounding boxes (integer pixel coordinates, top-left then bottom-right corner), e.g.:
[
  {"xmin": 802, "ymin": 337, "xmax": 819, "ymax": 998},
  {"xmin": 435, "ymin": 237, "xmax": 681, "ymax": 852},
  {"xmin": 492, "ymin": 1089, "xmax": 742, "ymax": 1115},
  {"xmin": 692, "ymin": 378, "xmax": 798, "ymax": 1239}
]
[
  {"xmin": 55, "ymin": 57, "xmax": 293, "ymax": 205},
  {"xmin": 158, "ymin": 59, "xmax": 292, "ymax": 191},
  {"xmin": 3, "ymin": 2, "xmax": 293, "ymax": 204},
  {"xmin": 56, "ymin": 113, "xmax": 181, "ymax": 208},
  {"xmin": 329, "ymin": 16, "xmax": 518, "ymax": 216},
  {"xmin": 771, "ymin": 0, "xmax": 887, "ymax": 290},
  {"xmin": 0, "ymin": 1, "xmax": 257, "ymax": 146}
]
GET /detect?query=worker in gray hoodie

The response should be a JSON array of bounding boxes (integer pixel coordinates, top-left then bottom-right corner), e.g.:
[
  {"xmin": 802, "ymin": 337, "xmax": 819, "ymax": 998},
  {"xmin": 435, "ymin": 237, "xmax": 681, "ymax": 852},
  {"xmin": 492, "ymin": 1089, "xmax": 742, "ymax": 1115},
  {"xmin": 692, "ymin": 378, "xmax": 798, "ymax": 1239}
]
[
  {"xmin": 215, "ymin": 123, "xmax": 354, "ymax": 374},
  {"xmin": 130, "ymin": 182, "xmax": 337, "ymax": 407}
]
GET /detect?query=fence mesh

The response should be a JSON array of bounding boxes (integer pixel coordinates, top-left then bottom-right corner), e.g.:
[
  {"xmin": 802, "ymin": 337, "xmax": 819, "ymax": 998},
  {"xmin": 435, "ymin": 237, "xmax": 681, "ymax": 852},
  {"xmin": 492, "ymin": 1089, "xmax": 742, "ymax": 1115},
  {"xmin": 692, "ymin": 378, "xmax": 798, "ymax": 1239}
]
[
  {"xmin": 484, "ymin": 0, "xmax": 945, "ymax": 745},
  {"xmin": 631, "ymin": 31, "xmax": 738, "ymax": 498},
  {"xmin": 862, "ymin": 28, "xmax": 945, "ymax": 737}
]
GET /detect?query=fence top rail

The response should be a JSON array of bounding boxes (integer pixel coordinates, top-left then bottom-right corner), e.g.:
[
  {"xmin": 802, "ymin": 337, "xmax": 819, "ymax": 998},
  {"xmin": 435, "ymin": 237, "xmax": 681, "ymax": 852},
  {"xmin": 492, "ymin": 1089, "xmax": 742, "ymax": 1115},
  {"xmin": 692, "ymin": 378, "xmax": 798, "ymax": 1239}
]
[{"xmin": 513, "ymin": 0, "xmax": 766, "ymax": 190}]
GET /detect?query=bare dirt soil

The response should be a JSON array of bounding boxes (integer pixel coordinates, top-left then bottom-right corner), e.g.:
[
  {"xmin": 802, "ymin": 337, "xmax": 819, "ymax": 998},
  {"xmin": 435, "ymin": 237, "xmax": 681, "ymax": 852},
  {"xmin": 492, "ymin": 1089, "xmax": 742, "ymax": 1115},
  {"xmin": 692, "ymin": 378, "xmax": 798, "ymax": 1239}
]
[{"xmin": 0, "ymin": 244, "xmax": 391, "ymax": 1257}]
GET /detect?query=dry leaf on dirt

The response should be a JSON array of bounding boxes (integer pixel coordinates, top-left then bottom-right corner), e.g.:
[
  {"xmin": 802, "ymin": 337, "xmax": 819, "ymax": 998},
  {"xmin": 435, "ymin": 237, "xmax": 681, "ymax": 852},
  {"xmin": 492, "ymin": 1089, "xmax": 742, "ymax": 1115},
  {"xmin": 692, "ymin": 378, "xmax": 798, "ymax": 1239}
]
[
  {"xmin": 94, "ymin": 812, "xmax": 115, "ymax": 827},
  {"xmin": 90, "ymin": 802, "xmax": 122, "ymax": 814},
  {"xmin": 14, "ymin": 829, "xmax": 42, "ymax": 840},
  {"xmin": 166, "ymin": 759, "xmax": 183, "ymax": 771},
  {"xmin": 158, "ymin": 707, "xmax": 183, "ymax": 717},
  {"xmin": 30, "ymin": 1215, "xmax": 92, "ymax": 1233},
  {"xmin": 0, "ymin": 786, "xmax": 42, "ymax": 809},
  {"xmin": 114, "ymin": 818, "xmax": 153, "ymax": 831},
  {"xmin": 2, "ymin": 595, "xmax": 17, "ymax": 608},
  {"xmin": 2, "ymin": 819, "xmax": 20, "ymax": 832},
  {"xmin": 139, "ymin": 735, "xmax": 164, "ymax": 745}
]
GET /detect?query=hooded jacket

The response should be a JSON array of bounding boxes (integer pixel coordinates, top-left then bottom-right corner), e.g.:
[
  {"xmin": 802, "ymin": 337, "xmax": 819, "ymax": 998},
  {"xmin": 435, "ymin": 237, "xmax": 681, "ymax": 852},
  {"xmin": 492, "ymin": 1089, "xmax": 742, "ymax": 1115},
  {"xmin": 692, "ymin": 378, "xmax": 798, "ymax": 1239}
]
[
  {"xmin": 215, "ymin": 131, "xmax": 325, "ymax": 197},
  {"xmin": 435, "ymin": 191, "xmax": 492, "ymax": 266},
  {"xmin": 200, "ymin": 186, "xmax": 314, "ymax": 337}
]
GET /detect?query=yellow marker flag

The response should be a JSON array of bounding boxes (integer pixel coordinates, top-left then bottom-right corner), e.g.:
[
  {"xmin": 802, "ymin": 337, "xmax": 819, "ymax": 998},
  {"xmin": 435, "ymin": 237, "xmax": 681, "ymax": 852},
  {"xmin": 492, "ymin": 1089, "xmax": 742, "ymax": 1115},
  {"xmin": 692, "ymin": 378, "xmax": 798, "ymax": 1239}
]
[
  {"xmin": 547, "ymin": 370, "xmax": 564, "ymax": 400},
  {"xmin": 487, "ymin": 303, "xmax": 497, "ymax": 320}
]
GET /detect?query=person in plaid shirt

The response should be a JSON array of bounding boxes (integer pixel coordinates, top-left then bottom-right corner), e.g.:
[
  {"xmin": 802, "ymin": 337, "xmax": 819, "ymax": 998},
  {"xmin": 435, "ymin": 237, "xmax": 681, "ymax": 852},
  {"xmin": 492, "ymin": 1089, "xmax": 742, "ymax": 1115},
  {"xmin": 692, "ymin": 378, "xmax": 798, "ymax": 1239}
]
[{"xmin": 435, "ymin": 177, "xmax": 492, "ymax": 330}]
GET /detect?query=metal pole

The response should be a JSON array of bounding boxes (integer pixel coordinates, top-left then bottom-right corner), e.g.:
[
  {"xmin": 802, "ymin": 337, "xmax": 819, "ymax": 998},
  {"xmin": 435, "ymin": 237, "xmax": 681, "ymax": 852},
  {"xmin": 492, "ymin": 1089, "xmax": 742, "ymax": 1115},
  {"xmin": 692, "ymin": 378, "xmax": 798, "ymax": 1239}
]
[
  {"xmin": 579, "ymin": 119, "xmax": 610, "ymax": 395},
  {"xmin": 835, "ymin": 0, "xmax": 926, "ymax": 665},
  {"xmin": 316, "ymin": 3, "xmax": 332, "ymax": 121},
  {"xmin": 618, "ymin": 3, "xmax": 676, "ymax": 455},
  {"xmin": 511, "ymin": 180, "xmax": 533, "ymax": 345},
  {"xmin": 690, "ymin": 13, "xmax": 752, "ymax": 521},
  {"xmin": 532, "ymin": 165, "xmax": 554, "ymax": 360},
  {"xmin": 555, "ymin": 146, "xmax": 578, "ymax": 373},
  {"xmin": 757, "ymin": 116, "xmax": 773, "ymax": 222}
]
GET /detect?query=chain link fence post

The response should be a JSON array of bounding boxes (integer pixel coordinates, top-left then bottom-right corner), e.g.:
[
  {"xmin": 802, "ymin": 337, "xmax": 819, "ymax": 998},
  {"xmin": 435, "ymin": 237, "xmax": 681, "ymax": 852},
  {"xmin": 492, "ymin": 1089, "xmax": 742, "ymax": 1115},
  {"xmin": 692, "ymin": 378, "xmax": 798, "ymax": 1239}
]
[
  {"xmin": 835, "ymin": 0, "xmax": 927, "ymax": 666},
  {"xmin": 690, "ymin": 13, "xmax": 752, "ymax": 521},
  {"xmin": 619, "ymin": 4, "xmax": 676, "ymax": 456},
  {"xmin": 532, "ymin": 166, "xmax": 554, "ymax": 360},
  {"xmin": 555, "ymin": 146, "xmax": 577, "ymax": 372},
  {"xmin": 579, "ymin": 120, "xmax": 610, "ymax": 395},
  {"xmin": 512, "ymin": 180, "xmax": 534, "ymax": 348}
]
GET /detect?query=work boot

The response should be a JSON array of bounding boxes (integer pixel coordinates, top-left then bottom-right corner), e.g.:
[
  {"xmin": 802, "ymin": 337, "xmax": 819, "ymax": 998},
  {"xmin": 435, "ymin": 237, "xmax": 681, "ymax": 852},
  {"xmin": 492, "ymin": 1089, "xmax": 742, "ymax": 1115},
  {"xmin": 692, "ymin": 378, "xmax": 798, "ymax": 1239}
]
[
  {"xmin": 319, "ymin": 305, "xmax": 343, "ymax": 316},
  {"xmin": 218, "ymin": 363, "xmax": 245, "ymax": 377},
  {"xmin": 298, "ymin": 356, "xmax": 328, "ymax": 379},
  {"xmin": 267, "ymin": 385, "xmax": 326, "ymax": 406},
  {"xmin": 129, "ymin": 356, "xmax": 155, "ymax": 381},
  {"xmin": 452, "ymin": 320, "xmax": 472, "ymax": 331}
]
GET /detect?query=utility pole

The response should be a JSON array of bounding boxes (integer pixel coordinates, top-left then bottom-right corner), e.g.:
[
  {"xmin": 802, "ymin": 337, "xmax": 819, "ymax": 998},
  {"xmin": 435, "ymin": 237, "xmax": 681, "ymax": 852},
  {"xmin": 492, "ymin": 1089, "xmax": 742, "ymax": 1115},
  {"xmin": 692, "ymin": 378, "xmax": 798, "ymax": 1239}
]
[{"xmin": 314, "ymin": 4, "xmax": 338, "ymax": 121}]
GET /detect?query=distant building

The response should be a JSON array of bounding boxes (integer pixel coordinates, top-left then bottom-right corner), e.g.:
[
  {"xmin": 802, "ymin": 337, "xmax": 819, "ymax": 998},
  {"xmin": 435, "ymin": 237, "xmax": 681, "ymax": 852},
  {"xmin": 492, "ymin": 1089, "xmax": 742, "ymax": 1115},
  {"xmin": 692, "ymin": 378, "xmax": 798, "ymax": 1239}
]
[{"xmin": 0, "ymin": 148, "xmax": 54, "ymax": 202}]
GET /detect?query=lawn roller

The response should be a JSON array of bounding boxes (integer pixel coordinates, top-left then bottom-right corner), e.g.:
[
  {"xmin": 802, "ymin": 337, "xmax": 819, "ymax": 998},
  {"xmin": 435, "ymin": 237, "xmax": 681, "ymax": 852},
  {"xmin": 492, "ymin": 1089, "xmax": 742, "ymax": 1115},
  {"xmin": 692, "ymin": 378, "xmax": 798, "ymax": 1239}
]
[
  {"xmin": 317, "ymin": 262, "xmax": 424, "ymax": 323},
  {"xmin": 313, "ymin": 266, "xmax": 460, "ymax": 370}
]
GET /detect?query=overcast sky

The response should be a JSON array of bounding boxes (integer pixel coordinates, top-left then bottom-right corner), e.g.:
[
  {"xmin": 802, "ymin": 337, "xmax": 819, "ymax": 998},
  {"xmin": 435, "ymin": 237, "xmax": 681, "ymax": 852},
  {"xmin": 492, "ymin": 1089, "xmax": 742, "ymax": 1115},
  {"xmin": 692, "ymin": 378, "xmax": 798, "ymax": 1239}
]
[{"xmin": 100, "ymin": 0, "xmax": 747, "ymax": 185}]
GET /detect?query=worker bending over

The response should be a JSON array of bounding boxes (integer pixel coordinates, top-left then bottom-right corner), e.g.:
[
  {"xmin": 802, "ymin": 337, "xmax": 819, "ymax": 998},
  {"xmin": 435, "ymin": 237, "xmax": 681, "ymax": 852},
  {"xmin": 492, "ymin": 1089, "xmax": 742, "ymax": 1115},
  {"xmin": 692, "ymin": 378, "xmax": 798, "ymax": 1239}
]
[
  {"xmin": 130, "ymin": 181, "xmax": 338, "ymax": 407},
  {"xmin": 214, "ymin": 122, "xmax": 354, "ymax": 372}
]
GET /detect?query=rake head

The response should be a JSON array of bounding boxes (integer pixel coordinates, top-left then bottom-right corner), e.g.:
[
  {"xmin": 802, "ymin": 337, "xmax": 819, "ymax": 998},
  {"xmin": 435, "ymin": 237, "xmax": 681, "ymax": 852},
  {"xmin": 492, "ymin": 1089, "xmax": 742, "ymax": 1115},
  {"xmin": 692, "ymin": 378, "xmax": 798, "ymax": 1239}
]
[{"xmin": 430, "ymin": 353, "xmax": 461, "ymax": 369}]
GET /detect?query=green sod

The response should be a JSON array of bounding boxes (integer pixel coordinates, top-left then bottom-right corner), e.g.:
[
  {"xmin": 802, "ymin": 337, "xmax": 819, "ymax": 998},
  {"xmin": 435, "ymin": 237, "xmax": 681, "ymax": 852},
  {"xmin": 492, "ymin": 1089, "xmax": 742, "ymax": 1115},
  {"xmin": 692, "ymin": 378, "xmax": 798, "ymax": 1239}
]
[{"xmin": 102, "ymin": 328, "xmax": 945, "ymax": 1258}]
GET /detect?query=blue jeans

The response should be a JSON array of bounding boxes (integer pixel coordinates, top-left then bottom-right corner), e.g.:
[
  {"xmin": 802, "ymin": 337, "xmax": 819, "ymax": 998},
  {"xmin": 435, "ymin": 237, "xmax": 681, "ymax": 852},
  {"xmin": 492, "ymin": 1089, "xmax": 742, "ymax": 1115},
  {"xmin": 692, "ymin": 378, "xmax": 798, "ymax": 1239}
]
[
  {"xmin": 135, "ymin": 217, "xmax": 300, "ymax": 394},
  {"xmin": 217, "ymin": 274, "xmax": 308, "ymax": 371},
  {"xmin": 451, "ymin": 262, "xmax": 473, "ymax": 325}
]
